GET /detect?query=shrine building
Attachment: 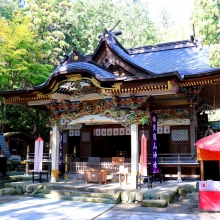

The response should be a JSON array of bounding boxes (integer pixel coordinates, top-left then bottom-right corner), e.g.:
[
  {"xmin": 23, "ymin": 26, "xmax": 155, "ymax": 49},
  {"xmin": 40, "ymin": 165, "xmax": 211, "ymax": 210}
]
[{"xmin": 0, "ymin": 30, "xmax": 220, "ymax": 187}]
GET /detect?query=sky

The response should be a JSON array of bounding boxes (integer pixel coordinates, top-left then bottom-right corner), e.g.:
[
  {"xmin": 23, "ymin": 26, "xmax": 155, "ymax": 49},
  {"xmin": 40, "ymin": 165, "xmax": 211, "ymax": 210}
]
[{"xmin": 147, "ymin": 0, "xmax": 194, "ymax": 29}]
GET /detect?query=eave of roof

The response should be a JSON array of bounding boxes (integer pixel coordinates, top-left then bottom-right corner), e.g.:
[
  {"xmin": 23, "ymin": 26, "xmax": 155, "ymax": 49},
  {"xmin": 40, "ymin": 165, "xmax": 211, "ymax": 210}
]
[{"xmin": 4, "ymin": 132, "xmax": 33, "ymax": 139}]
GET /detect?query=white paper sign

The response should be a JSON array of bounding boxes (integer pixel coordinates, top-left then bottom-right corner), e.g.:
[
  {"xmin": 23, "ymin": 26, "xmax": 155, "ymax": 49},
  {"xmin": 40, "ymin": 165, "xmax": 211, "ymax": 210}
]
[
  {"xmin": 199, "ymin": 180, "xmax": 220, "ymax": 190},
  {"xmin": 69, "ymin": 130, "xmax": 74, "ymax": 136},
  {"xmin": 164, "ymin": 126, "xmax": 170, "ymax": 134},
  {"xmin": 119, "ymin": 128, "xmax": 125, "ymax": 135},
  {"xmin": 113, "ymin": 128, "xmax": 119, "ymax": 136},
  {"xmin": 126, "ymin": 127, "xmax": 131, "ymax": 135},
  {"xmin": 101, "ymin": 128, "xmax": 106, "ymax": 136},
  {"xmin": 75, "ymin": 129, "xmax": 80, "ymax": 136},
  {"xmin": 157, "ymin": 126, "xmax": 163, "ymax": 134},
  {"xmin": 106, "ymin": 128, "xmax": 112, "ymax": 136},
  {"xmin": 96, "ymin": 129, "xmax": 100, "ymax": 136}
]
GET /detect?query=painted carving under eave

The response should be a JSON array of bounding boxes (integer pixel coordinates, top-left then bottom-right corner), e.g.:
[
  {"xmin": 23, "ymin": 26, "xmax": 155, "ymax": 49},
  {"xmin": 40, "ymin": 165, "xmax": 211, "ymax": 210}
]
[
  {"xmin": 57, "ymin": 80, "xmax": 103, "ymax": 99},
  {"xmin": 46, "ymin": 98, "xmax": 150, "ymax": 128}
]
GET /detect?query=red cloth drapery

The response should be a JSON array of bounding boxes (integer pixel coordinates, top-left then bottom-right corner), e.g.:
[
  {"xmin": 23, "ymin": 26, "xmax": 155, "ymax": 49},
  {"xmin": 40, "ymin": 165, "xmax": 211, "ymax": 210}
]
[{"xmin": 195, "ymin": 132, "xmax": 220, "ymax": 152}]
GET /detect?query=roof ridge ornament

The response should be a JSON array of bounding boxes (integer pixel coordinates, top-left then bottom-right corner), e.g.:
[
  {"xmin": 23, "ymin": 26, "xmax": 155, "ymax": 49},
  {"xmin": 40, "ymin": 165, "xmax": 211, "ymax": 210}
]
[
  {"xmin": 60, "ymin": 48, "xmax": 86, "ymax": 65},
  {"xmin": 98, "ymin": 20, "xmax": 122, "ymax": 39}
]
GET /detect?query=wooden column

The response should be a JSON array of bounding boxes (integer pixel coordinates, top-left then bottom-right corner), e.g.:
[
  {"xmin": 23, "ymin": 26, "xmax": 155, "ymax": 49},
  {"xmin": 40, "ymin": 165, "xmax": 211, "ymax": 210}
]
[
  {"xmin": 131, "ymin": 124, "xmax": 139, "ymax": 188},
  {"xmin": 51, "ymin": 126, "xmax": 59, "ymax": 182},
  {"xmin": 177, "ymin": 165, "xmax": 182, "ymax": 182},
  {"xmin": 200, "ymin": 160, "xmax": 204, "ymax": 181},
  {"xmin": 25, "ymin": 146, "xmax": 29, "ymax": 175},
  {"xmin": 190, "ymin": 107, "xmax": 196, "ymax": 155}
]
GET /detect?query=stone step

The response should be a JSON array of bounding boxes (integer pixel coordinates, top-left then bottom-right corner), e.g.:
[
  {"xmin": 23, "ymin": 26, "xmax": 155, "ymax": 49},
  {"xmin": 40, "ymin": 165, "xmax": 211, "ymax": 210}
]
[
  {"xmin": 187, "ymin": 198, "xmax": 198, "ymax": 206},
  {"xmin": 142, "ymin": 199, "xmax": 167, "ymax": 208},
  {"xmin": 42, "ymin": 184, "xmax": 118, "ymax": 194},
  {"xmin": 35, "ymin": 193, "xmax": 118, "ymax": 204},
  {"xmin": 38, "ymin": 189, "xmax": 119, "ymax": 200}
]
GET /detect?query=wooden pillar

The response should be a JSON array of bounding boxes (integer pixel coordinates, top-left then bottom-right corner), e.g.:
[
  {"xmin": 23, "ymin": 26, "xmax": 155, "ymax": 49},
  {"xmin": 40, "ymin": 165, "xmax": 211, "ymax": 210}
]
[
  {"xmin": 131, "ymin": 124, "xmax": 139, "ymax": 188},
  {"xmin": 200, "ymin": 160, "xmax": 204, "ymax": 181},
  {"xmin": 51, "ymin": 126, "xmax": 59, "ymax": 182},
  {"xmin": 177, "ymin": 165, "xmax": 182, "ymax": 182},
  {"xmin": 190, "ymin": 107, "xmax": 196, "ymax": 155},
  {"xmin": 25, "ymin": 146, "xmax": 29, "ymax": 175}
]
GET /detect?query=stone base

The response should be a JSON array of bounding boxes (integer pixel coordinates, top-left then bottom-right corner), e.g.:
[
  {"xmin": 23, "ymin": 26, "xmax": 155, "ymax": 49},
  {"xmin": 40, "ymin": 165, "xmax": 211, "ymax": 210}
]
[{"xmin": 50, "ymin": 177, "xmax": 57, "ymax": 182}]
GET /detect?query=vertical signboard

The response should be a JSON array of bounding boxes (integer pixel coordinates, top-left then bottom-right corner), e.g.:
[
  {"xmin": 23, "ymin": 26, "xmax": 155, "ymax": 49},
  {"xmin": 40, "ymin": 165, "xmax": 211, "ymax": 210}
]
[
  {"xmin": 59, "ymin": 131, "xmax": 63, "ymax": 174},
  {"xmin": 34, "ymin": 137, "xmax": 44, "ymax": 172},
  {"xmin": 151, "ymin": 112, "xmax": 159, "ymax": 173}
]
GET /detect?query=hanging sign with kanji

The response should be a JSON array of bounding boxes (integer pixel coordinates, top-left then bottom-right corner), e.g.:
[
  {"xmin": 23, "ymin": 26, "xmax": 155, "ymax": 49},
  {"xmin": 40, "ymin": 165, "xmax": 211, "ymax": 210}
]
[{"xmin": 151, "ymin": 112, "xmax": 159, "ymax": 173}]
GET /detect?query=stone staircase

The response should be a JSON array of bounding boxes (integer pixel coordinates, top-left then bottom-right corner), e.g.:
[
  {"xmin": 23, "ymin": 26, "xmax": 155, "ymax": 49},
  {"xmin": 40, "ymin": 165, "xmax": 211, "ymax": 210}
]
[{"xmin": 34, "ymin": 185, "xmax": 121, "ymax": 204}]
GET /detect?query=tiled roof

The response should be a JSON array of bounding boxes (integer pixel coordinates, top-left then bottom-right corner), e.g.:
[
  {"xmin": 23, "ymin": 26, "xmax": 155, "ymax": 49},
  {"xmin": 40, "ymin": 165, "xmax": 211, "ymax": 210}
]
[
  {"xmin": 107, "ymin": 40, "xmax": 154, "ymax": 75},
  {"xmin": 54, "ymin": 62, "xmax": 118, "ymax": 79},
  {"xmin": 130, "ymin": 44, "xmax": 213, "ymax": 76}
]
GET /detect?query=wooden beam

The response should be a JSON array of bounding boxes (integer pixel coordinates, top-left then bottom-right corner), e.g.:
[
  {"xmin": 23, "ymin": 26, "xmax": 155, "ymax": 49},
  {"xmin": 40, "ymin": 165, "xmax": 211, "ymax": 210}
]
[{"xmin": 200, "ymin": 160, "xmax": 204, "ymax": 181}]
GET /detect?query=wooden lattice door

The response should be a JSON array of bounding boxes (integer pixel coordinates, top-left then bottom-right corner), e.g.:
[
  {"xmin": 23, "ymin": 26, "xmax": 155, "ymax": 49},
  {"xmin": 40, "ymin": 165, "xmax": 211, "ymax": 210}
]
[{"xmin": 80, "ymin": 128, "xmax": 92, "ymax": 158}]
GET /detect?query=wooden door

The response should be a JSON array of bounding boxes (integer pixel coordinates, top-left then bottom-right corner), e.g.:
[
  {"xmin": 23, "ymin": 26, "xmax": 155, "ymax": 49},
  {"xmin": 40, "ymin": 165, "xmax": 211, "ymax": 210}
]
[
  {"xmin": 170, "ymin": 126, "xmax": 190, "ymax": 153},
  {"xmin": 80, "ymin": 128, "xmax": 92, "ymax": 159}
]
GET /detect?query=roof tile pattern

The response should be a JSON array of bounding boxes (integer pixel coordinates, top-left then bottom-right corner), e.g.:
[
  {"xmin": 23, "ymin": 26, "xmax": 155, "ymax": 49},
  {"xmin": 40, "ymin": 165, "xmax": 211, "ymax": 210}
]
[
  {"xmin": 131, "ymin": 46, "xmax": 212, "ymax": 75},
  {"xmin": 54, "ymin": 62, "xmax": 118, "ymax": 79}
]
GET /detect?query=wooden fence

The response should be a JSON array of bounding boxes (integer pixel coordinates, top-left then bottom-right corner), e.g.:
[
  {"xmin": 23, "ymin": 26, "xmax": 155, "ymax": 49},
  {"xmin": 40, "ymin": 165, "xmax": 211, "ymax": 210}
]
[{"xmin": 69, "ymin": 162, "xmax": 131, "ymax": 174}]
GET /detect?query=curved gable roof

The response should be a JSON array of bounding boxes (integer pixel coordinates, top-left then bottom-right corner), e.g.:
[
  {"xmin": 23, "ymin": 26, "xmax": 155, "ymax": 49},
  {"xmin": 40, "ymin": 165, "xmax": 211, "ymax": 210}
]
[{"xmin": 91, "ymin": 32, "xmax": 154, "ymax": 76}]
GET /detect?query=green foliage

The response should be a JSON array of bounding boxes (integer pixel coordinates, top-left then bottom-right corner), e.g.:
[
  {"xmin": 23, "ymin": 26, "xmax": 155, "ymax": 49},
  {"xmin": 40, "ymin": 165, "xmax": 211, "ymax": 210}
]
[
  {"xmin": 210, "ymin": 44, "xmax": 220, "ymax": 67},
  {"xmin": 70, "ymin": 0, "xmax": 159, "ymax": 53},
  {"xmin": 192, "ymin": 0, "xmax": 220, "ymax": 45},
  {"xmin": 0, "ymin": 11, "xmax": 53, "ymax": 89},
  {"xmin": 192, "ymin": 0, "xmax": 220, "ymax": 67},
  {"xmin": 0, "ymin": 0, "xmax": 20, "ymax": 20},
  {"xmin": 23, "ymin": 0, "xmax": 159, "ymax": 60},
  {"xmin": 0, "ymin": 8, "xmax": 52, "ymax": 144},
  {"xmin": 0, "ymin": 103, "xmax": 50, "ymax": 143}
]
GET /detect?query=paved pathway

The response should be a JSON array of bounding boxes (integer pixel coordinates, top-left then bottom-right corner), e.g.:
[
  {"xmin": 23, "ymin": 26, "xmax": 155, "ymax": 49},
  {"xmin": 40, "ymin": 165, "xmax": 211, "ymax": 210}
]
[
  {"xmin": 0, "ymin": 197, "xmax": 114, "ymax": 220},
  {"xmin": 95, "ymin": 210, "xmax": 220, "ymax": 220},
  {"xmin": 1, "ymin": 197, "xmax": 220, "ymax": 220}
]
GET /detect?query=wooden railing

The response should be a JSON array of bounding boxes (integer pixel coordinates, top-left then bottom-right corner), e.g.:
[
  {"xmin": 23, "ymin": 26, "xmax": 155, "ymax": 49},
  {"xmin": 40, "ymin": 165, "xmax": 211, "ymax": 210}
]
[
  {"xmin": 148, "ymin": 153, "xmax": 198, "ymax": 164},
  {"xmin": 69, "ymin": 162, "xmax": 131, "ymax": 174},
  {"xmin": 26, "ymin": 153, "xmax": 51, "ymax": 162}
]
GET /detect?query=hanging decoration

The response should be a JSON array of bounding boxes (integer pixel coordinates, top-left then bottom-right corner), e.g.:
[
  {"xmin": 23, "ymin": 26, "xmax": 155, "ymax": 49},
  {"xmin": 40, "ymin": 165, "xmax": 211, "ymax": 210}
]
[{"xmin": 59, "ymin": 131, "xmax": 63, "ymax": 174}]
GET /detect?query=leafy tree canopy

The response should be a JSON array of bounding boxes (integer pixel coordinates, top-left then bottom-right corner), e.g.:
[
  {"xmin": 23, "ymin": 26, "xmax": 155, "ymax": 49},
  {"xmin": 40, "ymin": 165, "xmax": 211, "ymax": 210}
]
[
  {"xmin": 23, "ymin": 0, "xmax": 160, "ymax": 63},
  {"xmin": 192, "ymin": 0, "xmax": 220, "ymax": 67},
  {"xmin": 0, "ymin": 11, "xmax": 53, "ymax": 90}
]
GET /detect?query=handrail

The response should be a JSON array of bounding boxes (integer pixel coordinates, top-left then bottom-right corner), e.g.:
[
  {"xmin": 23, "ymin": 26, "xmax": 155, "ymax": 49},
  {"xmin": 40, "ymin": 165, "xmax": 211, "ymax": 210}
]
[{"xmin": 148, "ymin": 153, "xmax": 194, "ymax": 156}]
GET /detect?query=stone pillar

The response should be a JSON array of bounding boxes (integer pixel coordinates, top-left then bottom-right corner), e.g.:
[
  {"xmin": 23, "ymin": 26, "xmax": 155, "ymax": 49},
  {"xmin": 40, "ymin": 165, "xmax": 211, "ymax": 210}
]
[
  {"xmin": 177, "ymin": 165, "xmax": 182, "ymax": 182},
  {"xmin": 51, "ymin": 126, "xmax": 59, "ymax": 182},
  {"xmin": 130, "ymin": 124, "xmax": 139, "ymax": 188},
  {"xmin": 200, "ymin": 160, "xmax": 204, "ymax": 181}
]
